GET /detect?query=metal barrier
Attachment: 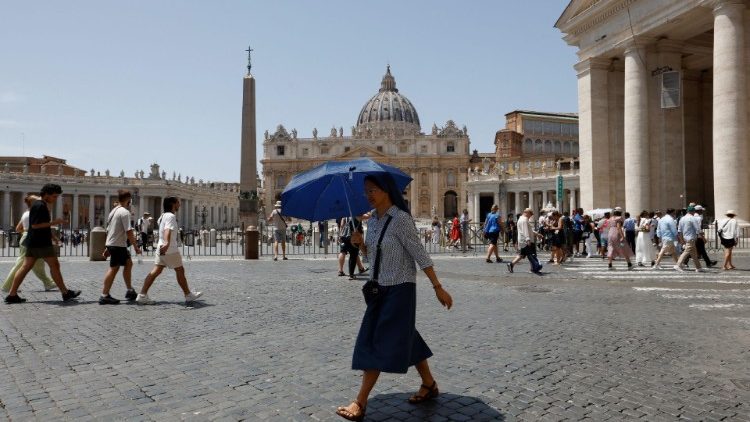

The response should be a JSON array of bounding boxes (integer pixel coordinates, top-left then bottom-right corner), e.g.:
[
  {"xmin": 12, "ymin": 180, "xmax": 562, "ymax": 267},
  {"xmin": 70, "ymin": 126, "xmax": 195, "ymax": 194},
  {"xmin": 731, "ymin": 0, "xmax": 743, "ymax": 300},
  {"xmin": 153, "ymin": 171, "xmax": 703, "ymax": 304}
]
[{"xmin": 2, "ymin": 221, "xmax": 747, "ymax": 259}]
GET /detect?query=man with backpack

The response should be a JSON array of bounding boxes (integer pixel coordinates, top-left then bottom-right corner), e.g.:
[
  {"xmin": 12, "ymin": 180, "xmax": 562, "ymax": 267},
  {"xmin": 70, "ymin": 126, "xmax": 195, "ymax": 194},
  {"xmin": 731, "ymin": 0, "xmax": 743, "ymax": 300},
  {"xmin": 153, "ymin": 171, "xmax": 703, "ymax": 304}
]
[
  {"xmin": 99, "ymin": 189, "xmax": 141, "ymax": 304},
  {"xmin": 507, "ymin": 208, "xmax": 542, "ymax": 274}
]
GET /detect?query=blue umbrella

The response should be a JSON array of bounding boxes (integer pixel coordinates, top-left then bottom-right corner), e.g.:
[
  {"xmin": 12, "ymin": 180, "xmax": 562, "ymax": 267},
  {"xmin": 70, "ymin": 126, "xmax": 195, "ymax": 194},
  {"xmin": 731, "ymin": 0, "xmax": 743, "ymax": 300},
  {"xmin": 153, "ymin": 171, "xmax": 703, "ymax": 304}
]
[{"xmin": 280, "ymin": 158, "xmax": 412, "ymax": 221}]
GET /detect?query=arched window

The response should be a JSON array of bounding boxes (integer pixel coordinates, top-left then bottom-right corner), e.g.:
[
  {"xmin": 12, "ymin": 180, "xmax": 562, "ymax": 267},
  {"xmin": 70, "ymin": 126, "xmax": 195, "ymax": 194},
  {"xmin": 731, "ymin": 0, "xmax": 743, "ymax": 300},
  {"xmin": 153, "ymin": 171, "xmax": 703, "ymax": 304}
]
[
  {"xmin": 544, "ymin": 140, "xmax": 552, "ymax": 154},
  {"xmin": 554, "ymin": 141, "xmax": 562, "ymax": 154},
  {"xmin": 534, "ymin": 139, "xmax": 543, "ymax": 154},
  {"xmin": 447, "ymin": 142, "xmax": 455, "ymax": 153},
  {"xmin": 523, "ymin": 139, "xmax": 533, "ymax": 153},
  {"xmin": 563, "ymin": 141, "xmax": 571, "ymax": 154},
  {"xmin": 421, "ymin": 173, "xmax": 428, "ymax": 186}
]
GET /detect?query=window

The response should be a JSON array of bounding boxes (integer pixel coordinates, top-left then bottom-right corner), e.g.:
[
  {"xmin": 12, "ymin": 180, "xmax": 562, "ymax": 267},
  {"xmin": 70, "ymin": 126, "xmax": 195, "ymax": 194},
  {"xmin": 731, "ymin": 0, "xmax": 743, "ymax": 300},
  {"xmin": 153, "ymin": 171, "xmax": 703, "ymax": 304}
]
[
  {"xmin": 376, "ymin": 146, "xmax": 383, "ymax": 152},
  {"xmin": 447, "ymin": 171, "xmax": 456, "ymax": 187},
  {"xmin": 523, "ymin": 139, "xmax": 533, "ymax": 153},
  {"xmin": 554, "ymin": 141, "xmax": 562, "ymax": 154},
  {"xmin": 276, "ymin": 145, "xmax": 285, "ymax": 156},
  {"xmin": 420, "ymin": 145, "xmax": 428, "ymax": 154},
  {"xmin": 534, "ymin": 139, "xmax": 543, "ymax": 154},
  {"xmin": 398, "ymin": 144, "xmax": 408, "ymax": 153},
  {"xmin": 573, "ymin": 142, "xmax": 579, "ymax": 155},
  {"xmin": 320, "ymin": 146, "xmax": 329, "ymax": 155},
  {"xmin": 275, "ymin": 175, "xmax": 286, "ymax": 188},
  {"xmin": 344, "ymin": 146, "xmax": 351, "ymax": 152},
  {"xmin": 447, "ymin": 142, "xmax": 455, "ymax": 153},
  {"xmin": 563, "ymin": 141, "xmax": 571, "ymax": 154},
  {"xmin": 302, "ymin": 148, "xmax": 309, "ymax": 157},
  {"xmin": 544, "ymin": 140, "xmax": 552, "ymax": 154}
]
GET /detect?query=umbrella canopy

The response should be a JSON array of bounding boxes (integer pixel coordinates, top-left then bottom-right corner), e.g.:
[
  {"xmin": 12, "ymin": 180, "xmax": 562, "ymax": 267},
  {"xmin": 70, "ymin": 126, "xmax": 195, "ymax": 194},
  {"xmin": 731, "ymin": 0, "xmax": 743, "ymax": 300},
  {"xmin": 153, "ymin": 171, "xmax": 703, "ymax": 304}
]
[{"xmin": 280, "ymin": 159, "xmax": 412, "ymax": 222}]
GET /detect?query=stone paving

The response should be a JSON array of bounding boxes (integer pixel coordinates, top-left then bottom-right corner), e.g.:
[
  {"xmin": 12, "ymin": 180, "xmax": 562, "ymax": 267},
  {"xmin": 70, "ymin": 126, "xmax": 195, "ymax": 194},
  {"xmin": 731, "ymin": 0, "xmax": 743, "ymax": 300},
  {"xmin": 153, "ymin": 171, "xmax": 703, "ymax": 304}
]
[{"xmin": 0, "ymin": 252, "xmax": 749, "ymax": 421}]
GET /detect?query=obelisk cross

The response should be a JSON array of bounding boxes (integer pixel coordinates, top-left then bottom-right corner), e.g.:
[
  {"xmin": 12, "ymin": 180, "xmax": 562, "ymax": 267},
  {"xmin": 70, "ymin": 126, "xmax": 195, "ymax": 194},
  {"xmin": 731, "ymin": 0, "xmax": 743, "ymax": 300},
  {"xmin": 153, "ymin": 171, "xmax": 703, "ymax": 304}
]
[{"xmin": 246, "ymin": 45, "xmax": 253, "ymax": 74}]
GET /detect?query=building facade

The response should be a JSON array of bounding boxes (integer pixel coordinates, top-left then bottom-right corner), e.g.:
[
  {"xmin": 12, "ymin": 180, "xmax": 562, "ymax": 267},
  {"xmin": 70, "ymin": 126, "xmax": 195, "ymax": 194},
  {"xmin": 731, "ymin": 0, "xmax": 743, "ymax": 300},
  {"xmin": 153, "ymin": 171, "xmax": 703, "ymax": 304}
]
[
  {"xmin": 467, "ymin": 111, "xmax": 580, "ymax": 221},
  {"xmin": 261, "ymin": 66, "xmax": 471, "ymax": 220},
  {"xmin": 556, "ymin": 0, "xmax": 750, "ymax": 221},
  {"xmin": 0, "ymin": 156, "xmax": 240, "ymax": 231}
]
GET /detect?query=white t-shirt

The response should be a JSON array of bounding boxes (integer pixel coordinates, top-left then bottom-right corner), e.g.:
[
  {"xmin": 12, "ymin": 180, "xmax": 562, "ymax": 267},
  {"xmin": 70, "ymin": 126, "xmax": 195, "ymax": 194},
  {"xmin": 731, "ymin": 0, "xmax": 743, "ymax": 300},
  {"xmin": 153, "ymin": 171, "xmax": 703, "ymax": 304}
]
[
  {"xmin": 21, "ymin": 211, "xmax": 30, "ymax": 231},
  {"xmin": 270, "ymin": 209, "xmax": 287, "ymax": 231},
  {"xmin": 138, "ymin": 217, "xmax": 151, "ymax": 233},
  {"xmin": 157, "ymin": 212, "xmax": 180, "ymax": 255},
  {"xmin": 105, "ymin": 206, "xmax": 132, "ymax": 247}
]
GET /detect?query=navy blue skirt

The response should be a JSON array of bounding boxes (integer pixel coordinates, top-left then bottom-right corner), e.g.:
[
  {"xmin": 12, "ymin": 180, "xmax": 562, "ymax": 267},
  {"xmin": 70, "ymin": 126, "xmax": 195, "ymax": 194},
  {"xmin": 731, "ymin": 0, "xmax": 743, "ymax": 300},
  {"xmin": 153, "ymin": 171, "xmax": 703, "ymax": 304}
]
[{"xmin": 352, "ymin": 282, "xmax": 433, "ymax": 374}]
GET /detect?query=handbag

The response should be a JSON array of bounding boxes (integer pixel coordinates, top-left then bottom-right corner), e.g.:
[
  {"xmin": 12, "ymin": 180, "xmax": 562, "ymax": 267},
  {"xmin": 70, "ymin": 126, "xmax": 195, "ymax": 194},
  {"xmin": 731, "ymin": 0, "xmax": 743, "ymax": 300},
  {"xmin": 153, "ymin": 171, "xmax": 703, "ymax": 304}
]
[
  {"xmin": 362, "ymin": 215, "xmax": 393, "ymax": 305},
  {"xmin": 718, "ymin": 219, "xmax": 730, "ymax": 238}
]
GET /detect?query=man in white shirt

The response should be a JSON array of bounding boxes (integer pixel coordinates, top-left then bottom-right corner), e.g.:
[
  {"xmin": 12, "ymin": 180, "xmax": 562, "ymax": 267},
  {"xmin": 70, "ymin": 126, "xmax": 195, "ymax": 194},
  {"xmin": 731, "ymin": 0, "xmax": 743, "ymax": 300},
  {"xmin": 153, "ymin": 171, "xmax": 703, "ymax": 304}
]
[
  {"xmin": 267, "ymin": 201, "xmax": 288, "ymax": 261},
  {"xmin": 507, "ymin": 208, "xmax": 542, "ymax": 274},
  {"xmin": 137, "ymin": 212, "xmax": 151, "ymax": 251},
  {"xmin": 100, "ymin": 190, "xmax": 141, "ymax": 304},
  {"xmin": 136, "ymin": 197, "xmax": 202, "ymax": 305}
]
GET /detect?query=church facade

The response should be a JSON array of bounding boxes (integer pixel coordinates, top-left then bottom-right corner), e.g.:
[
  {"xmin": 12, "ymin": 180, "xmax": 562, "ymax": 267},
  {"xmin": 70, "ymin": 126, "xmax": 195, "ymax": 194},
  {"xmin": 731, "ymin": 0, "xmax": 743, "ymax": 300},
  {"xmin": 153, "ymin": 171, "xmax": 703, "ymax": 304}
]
[
  {"xmin": 260, "ymin": 67, "xmax": 471, "ymax": 220},
  {"xmin": 556, "ymin": 0, "xmax": 750, "ymax": 221}
]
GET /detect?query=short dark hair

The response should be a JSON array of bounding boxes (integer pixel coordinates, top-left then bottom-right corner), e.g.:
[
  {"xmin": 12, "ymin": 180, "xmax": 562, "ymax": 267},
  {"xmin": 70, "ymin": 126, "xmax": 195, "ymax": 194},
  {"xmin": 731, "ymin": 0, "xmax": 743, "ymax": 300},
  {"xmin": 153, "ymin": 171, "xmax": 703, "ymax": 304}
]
[
  {"xmin": 624, "ymin": 212, "xmax": 630, "ymax": 218},
  {"xmin": 163, "ymin": 196, "xmax": 179, "ymax": 213},
  {"xmin": 40, "ymin": 183, "xmax": 62, "ymax": 196},
  {"xmin": 666, "ymin": 208, "xmax": 676, "ymax": 215},
  {"xmin": 117, "ymin": 189, "xmax": 132, "ymax": 203}
]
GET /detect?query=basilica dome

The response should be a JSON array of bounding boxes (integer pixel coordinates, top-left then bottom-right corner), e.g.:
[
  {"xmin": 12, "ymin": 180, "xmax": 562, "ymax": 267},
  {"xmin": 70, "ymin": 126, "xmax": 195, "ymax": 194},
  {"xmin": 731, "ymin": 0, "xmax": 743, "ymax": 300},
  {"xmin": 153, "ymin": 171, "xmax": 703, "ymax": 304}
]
[{"xmin": 356, "ymin": 66, "xmax": 421, "ymax": 135}]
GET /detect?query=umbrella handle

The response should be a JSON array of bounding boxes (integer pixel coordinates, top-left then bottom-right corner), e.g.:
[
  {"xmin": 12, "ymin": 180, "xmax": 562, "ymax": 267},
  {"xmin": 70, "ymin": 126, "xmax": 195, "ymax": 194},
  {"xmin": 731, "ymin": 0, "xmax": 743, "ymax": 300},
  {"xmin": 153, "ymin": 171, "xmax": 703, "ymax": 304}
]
[{"xmin": 339, "ymin": 174, "xmax": 356, "ymax": 222}]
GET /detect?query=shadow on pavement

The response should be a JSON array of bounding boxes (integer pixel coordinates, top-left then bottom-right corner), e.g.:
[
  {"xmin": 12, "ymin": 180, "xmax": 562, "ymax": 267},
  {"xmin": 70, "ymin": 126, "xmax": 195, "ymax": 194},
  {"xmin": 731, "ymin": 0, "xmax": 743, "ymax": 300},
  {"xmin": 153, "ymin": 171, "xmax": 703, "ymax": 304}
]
[{"xmin": 367, "ymin": 392, "xmax": 504, "ymax": 421}]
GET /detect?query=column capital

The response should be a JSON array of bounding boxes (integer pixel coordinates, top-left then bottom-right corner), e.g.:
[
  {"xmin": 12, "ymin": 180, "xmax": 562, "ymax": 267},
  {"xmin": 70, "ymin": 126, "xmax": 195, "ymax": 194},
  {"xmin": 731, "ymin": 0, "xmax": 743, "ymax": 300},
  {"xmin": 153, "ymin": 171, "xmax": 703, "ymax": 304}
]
[
  {"xmin": 616, "ymin": 36, "xmax": 656, "ymax": 55},
  {"xmin": 574, "ymin": 57, "xmax": 612, "ymax": 75},
  {"xmin": 704, "ymin": 0, "xmax": 746, "ymax": 15}
]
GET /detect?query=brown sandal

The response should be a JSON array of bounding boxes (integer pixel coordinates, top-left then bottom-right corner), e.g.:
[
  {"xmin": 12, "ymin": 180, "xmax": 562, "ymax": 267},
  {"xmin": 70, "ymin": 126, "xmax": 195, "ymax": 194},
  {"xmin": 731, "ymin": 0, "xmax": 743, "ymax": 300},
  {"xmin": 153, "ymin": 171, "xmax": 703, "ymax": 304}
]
[
  {"xmin": 336, "ymin": 400, "xmax": 366, "ymax": 421},
  {"xmin": 408, "ymin": 381, "xmax": 439, "ymax": 404}
]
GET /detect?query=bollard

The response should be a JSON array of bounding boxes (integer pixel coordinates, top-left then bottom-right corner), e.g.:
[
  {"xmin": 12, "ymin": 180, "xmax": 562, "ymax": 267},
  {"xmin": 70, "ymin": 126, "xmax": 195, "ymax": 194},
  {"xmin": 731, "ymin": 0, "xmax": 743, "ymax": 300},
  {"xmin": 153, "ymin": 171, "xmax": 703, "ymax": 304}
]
[
  {"xmin": 244, "ymin": 226, "xmax": 259, "ymax": 259},
  {"xmin": 209, "ymin": 228, "xmax": 217, "ymax": 247},
  {"xmin": 89, "ymin": 226, "xmax": 107, "ymax": 261}
]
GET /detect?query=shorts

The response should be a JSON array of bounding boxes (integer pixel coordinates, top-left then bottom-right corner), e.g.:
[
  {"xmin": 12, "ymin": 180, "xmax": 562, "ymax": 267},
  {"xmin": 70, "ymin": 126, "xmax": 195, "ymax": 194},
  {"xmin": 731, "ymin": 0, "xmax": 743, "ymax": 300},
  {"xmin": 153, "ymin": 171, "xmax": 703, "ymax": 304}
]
[
  {"xmin": 551, "ymin": 232, "xmax": 563, "ymax": 247},
  {"xmin": 659, "ymin": 241, "xmax": 676, "ymax": 255},
  {"xmin": 519, "ymin": 242, "xmax": 536, "ymax": 258},
  {"xmin": 485, "ymin": 232, "xmax": 500, "ymax": 245},
  {"xmin": 154, "ymin": 253, "xmax": 183, "ymax": 269},
  {"xmin": 106, "ymin": 246, "xmax": 131, "ymax": 267},
  {"xmin": 720, "ymin": 237, "xmax": 736, "ymax": 248},
  {"xmin": 273, "ymin": 229, "xmax": 285, "ymax": 242},
  {"xmin": 26, "ymin": 246, "xmax": 56, "ymax": 259},
  {"xmin": 573, "ymin": 230, "xmax": 582, "ymax": 243}
]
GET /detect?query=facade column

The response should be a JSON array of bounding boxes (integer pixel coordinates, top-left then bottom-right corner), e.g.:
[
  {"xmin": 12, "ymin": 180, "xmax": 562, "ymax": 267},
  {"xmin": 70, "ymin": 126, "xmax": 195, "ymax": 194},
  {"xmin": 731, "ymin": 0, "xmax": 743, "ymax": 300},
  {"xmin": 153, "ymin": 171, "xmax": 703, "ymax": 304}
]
[
  {"xmin": 542, "ymin": 190, "xmax": 548, "ymax": 209},
  {"xmin": 528, "ymin": 190, "xmax": 534, "ymax": 215},
  {"xmin": 410, "ymin": 172, "xmax": 418, "ymax": 216},
  {"xmin": 493, "ymin": 191, "xmax": 500, "ymax": 209},
  {"xmin": 713, "ymin": 0, "xmax": 749, "ymax": 220},
  {"xmin": 473, "ymin": 192, "xmax": 480, "ymax": 223},
  {"xmin": 2, "ymin": 190, "xmax": 10, "ymax": 229},
  {"xmin": 623, "ymin": 40, "xmax": 650, "ymax": 214},
  {"xmin": 72, "ymin": 193, "xmax": 80, "ymax": 229},
  {"xmin": 514, "ymin": 191, "xmax": 521, "ymax": 215},
  {"xmin": 571, "ymin": 189, "xmax": 577, "ymax": 212},
  {"xmin": 88, "ymin": 194, "xmax": 96, "ymax": 229},
  {"xmin": 56, "ymin": 194, "xmax": 63, "ymax": 219},
  {"xmin": 104, "ymin": 194, "xmax": 111, "ymax": 221},
  {"xmin": 575, "ymin": 58, "xmax": 612, "ymax": 209},
  {"xmin": 431, "ymin": 170, "xmax": 440, "ymax": 218}
]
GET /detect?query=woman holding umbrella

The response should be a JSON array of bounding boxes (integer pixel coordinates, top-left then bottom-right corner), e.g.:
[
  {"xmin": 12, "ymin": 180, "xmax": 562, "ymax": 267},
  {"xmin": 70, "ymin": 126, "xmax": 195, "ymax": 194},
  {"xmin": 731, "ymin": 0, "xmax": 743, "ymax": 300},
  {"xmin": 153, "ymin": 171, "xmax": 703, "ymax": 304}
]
[{"xmin": 336, "ymin": 173, "xmax": 453, "ymax": 422}]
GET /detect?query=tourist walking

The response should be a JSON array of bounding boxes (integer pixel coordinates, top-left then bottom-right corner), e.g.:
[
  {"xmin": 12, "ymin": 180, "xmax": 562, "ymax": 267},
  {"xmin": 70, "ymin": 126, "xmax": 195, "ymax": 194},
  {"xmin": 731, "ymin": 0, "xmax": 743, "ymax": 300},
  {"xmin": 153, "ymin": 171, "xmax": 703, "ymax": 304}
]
[
  {"xmin": 2, "ymin": 194, "xmax": 57, "ymax": 293},
  {"xmin": 634, "ymin": 210, "xmax": 656, "ymax": 266},
  {"xmin": 607, "ymin": 208, "xmax": 633, "ymax": 270},
  {"xmin": 572, "ymin": 208, "xmax": 584, "ymax": 256},
  {"xmin": 483, "ymin": 205, "xmax": 502, "ymax": 263},
  {"xmin": 4, "ymin": 184, "xmax": 82, "ymax": 304},
  {"xmin": 507, "ymin": 208, "xmax": 542, "ymax": 274},
  {"xmin": 504, "ymin": 213, "xmax": 516, "ymax": 252},
  {"xmin": 335, "ymin": 173, "xmax": 452, "ymax": 422},
  {"xmin": 548, "ymin": 211, "xmax": 564, "ymax": 264},
  {"xmin": 99, "ymin": 189, "xmax": 141, "ymax": 305},
  {"xmin": 136, "ymin": 197, "xmax": 203, "ymax": 305},
  {"xmin": 623, "ymin": 212, "xmax": 637, "ymax": 254},
  {"xmin": 267, "ymin": 201, "xmax": 288, "ymax": 261},
  {"xmin": 675, "ymin": 206, "xmax": 704, "ymax": 272},
  {"xmin": 684, "ymin": 205, "xmax": 717, "ymax": 268},
  {"xmin": 430, "ymin": 216, "xmax": 441, "ymax": 245},
  {"xmin": 137, "ymin": 212, "xmax": 152, "ymax": 251},
  {"xmin": 718, "ymin": 210, "xmax": 739, "ymax": 270},
  {"xmin": 459, "ymin": 209, "xmax": 472, "ymax": 252},
  {"xmin": 653, "ymin": 208, "xmax": 679, "ymax": 268},
  {"xmin": 582, "ymin": 214, "xmax": 597, "ymax": 258},
  {"xmin": 338, "ymin": 216, "xmax": 366, "ymax": 280},
  {"xmin": 597, "ymin": 212, "xmax": 611, "ymax": 258},
  {"xmin": 448, "ymin": 213, "xmax": 461, "ymax": 248}
]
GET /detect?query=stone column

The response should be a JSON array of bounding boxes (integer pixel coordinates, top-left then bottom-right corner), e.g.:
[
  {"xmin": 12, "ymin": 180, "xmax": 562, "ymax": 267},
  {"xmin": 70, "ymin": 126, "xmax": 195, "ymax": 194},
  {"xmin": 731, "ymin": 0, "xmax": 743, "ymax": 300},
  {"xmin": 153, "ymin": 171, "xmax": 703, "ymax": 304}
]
[
  {"xmin": 88, "ymin": 194, "xmax": 96, "ymax": 228},
  {"xmin": 493, "ymin": 191, "xmax": 500, "ymax": 208},
  {"xmin": 431, "ymin": 170, "xmax": 440, "ymax": 218},
  {"xmin": 528, "ymin": 190, "xmax": 534, "ymax": 215},
  {"xmin": 2, "ymin": 190, "xmax": 10, "ymax": 229},
  {"xmin": 575, "ymin": 58, "xmax": 612, "ymax": 209},
  {"xmin": 713, "ymin": 0, "xmax": 749, "ymax": 220},
  {"xmin": 410, "ymin": 172, "xmax": 419, "ymax": 216},
  {"xmin": 542, "ymin": 190, "xmax": 548, "ymax": 209},
  {"xmin": 473, "ymin": 192, "xmax": 480, "ymax": 222},
  {"xmin": 571, "ymin": 189, "xmax": 578, "ymax": 212},
  {"xmin": 56, "ymin": 194, "xmax": 63, "ymax": 219},
  {"xmin": 104, "ymin": 194, "xmax": 111, "ymax": 220},
  {"xmin": 623, "ymin": 40, "xmax": 650, "ymax": 214},
  {"xmin": 72, "ymin": 193, "xmax": 80, "ymax": 229},
  {"xmin": 514, "ymin": 191, "xmax": 521, "ymax": 215}
]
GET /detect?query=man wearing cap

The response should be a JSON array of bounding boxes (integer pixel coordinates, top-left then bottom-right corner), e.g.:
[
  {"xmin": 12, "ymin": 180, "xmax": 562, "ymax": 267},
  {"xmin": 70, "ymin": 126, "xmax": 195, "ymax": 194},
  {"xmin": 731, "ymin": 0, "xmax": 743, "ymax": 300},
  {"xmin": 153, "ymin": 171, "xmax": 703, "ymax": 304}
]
[
  {"xmin": 507, "ymin": 208, "xmax": 542, "ymax": 274},
  {"xmin": 267, "ymin": 201, "xmax": 288, "ymax": 261},
  {"xmin": 684, "ymin": 205, "xmax": 717, "ymax": 268},
  {"xmin": 675, "ymin": 206, "xmax": 704, "ymax": 272},
  {"xmin": 137, "ymin": 212, "xmax": 151, "ymax": 252},
  {"xmin": 652, "ymin": 208, "xmax": 678, "ymax": 269}
]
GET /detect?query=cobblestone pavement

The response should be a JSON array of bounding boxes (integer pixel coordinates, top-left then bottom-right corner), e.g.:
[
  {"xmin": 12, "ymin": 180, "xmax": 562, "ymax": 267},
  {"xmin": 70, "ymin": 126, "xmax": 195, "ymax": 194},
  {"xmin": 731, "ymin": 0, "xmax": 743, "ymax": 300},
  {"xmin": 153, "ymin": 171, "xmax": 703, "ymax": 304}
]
[{"xmin": 1, "ymin": 251, "xmax": 750, "ymax": 421}]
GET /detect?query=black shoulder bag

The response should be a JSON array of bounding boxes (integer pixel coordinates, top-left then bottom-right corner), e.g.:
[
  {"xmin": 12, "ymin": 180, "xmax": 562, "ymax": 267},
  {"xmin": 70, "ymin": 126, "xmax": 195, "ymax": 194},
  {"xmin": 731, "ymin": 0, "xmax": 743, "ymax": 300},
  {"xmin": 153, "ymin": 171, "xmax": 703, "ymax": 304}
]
[{"xmin": 362, "ymin": 215, "xmax": 393, "ymax": 305}]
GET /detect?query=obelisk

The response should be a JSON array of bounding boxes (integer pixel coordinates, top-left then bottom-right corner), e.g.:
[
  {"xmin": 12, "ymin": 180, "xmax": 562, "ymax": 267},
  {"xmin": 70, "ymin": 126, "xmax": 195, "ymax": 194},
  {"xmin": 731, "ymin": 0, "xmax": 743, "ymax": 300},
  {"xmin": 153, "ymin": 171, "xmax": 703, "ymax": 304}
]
[{"xmin": 239, "ymin": 45, "xmax": 259, "ymax": 230}]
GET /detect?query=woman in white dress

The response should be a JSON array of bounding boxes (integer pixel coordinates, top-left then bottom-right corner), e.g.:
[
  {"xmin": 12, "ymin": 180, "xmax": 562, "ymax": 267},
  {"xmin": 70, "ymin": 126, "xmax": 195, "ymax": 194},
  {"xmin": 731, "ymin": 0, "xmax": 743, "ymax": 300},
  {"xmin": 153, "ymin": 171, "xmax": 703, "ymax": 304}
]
[{"xmin": 635, "ymin": 210, "xmax": 656, "ymax": 266}]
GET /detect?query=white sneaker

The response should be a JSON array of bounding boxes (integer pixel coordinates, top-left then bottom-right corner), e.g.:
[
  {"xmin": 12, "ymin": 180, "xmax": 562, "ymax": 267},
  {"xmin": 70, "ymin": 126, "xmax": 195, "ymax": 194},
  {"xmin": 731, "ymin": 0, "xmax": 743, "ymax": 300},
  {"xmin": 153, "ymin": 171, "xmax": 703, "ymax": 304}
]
[
  {"xmin": 651, "ymin": 263, "xmax": 661, "ymax": 270},
  {"xmin": 185, "ymin": 291, "xmax": 203, "ymax": 303},
  {"xmin": 136, "ymin": 293, "xmax": 155, "ymax": 305},
  {"xmin": 695, "ymin": 268, "xmax": 705, "ymax": 273},
  {"xmin": 673, "ymin": 265, "xmax": 684, "ymax": 272}
]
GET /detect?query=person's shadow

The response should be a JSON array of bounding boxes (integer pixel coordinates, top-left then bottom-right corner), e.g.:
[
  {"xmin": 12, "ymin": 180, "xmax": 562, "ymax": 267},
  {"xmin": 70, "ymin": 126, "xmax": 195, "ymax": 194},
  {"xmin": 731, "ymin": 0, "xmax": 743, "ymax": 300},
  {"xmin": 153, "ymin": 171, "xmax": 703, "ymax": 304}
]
[{"xmin": 366, "ymin": 392, "xmax": 504, "ymax": 421}]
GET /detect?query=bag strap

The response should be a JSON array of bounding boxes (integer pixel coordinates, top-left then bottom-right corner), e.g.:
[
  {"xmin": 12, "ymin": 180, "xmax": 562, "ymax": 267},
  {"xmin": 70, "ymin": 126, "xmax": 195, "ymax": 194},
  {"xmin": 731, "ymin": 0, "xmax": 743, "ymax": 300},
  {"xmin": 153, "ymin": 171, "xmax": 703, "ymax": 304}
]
[
  {"xmin": 106, "ymin": 205, "xmax": 121, "ymax": 229},
  {"xmin": 372, "ymin": 215, "xmax": 393, "ymax": 283},
  {"xmin": 720, "ymin": 219, "xmax": 730, "ymax": 232}
]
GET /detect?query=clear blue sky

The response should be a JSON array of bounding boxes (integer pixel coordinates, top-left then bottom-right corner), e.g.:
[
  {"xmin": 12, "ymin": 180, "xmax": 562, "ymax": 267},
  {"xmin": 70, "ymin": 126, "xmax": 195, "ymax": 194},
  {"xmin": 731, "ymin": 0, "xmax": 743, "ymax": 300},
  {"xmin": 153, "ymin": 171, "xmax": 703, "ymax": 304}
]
[{"xmin": 0, "ymin": 0, "xmax": 576, "ymax": 182}]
